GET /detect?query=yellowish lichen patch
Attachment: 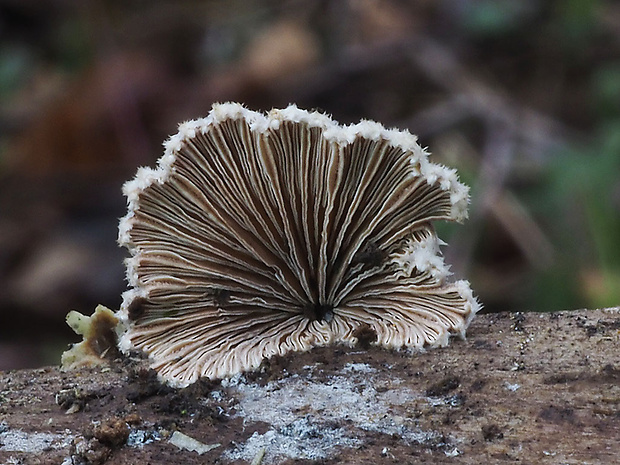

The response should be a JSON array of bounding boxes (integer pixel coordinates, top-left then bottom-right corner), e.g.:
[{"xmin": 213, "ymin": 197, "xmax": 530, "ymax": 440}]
[{"xmin": 61, "ymin": 305, "xmax": 121, "ymax": 370}]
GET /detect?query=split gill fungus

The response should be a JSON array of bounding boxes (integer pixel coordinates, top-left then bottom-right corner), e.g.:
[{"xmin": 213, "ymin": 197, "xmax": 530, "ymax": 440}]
[{"xmin": 118, "ymin": 103, "xmax": 481, "ymax": 387}]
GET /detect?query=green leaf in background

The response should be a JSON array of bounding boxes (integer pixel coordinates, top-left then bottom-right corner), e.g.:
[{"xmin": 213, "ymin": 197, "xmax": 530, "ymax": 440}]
[
  {"xmin": 0, "ymin": 45, "xmax": 33, "ymax": 100},
  {"xmin": 539, "ymin": 122, "xmax": 620, "ymax": 309}
]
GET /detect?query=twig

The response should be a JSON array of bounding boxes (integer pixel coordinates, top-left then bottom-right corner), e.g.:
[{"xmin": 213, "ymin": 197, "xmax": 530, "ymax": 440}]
[
  {"xmin": 403, "ymin": 37, "xmax": 573, "ymax": 156},
  {"xmin": 490, "ymin": 191, "xmax": 555, "ymax": 269}
]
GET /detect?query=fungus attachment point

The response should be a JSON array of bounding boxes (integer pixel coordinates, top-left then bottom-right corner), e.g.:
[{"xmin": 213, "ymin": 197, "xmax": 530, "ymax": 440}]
[
  {"xmin": 118, "ymin": 103, "xmax": 481, "ymax": 387},
  {"xmin": 303, "ymin": 303, "xmax": 334, "ymax": 323}
]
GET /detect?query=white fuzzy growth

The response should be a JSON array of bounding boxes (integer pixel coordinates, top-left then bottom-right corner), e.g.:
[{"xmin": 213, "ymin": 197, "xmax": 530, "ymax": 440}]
[
  {"xmin": 250, "ymin": 114, "xmax": 273, "ymax": 132},
  {"xmin": 455, "ymin": 280, "xmax": 482, "ymax": 315},
  {"xmin": 267, "ymin": 117, "xmax": 281, "ymax": 130},
  {"xmin": 118, "ymin": 331, "xmax": 134, "ymax": 353},
  {"xmin": 419, "ymin": 159, "xmax": 445, "ymax": 186},
  {"xmin": 178, "ymin": 119, "xmax": 202, "ymax": 139},
  {"xmin": 384, "ymin": 127, "xmax": 420, "ymax": 152},
  {"xmin": 390, "ymin": 235, "xmax": 450, "ymax": 280},
  {"xmin": 210, "ymin": 102, "xmax": 247, "ymax": 123},
  {"xmin": 124, "ymin": 256, "xmax": 141, "ymax": 287},
  {"xmin": 453, "ymin": 279, "xmax": 482, "ymax": 337},
  {"xmin": 430, "ymin": 330, "xmax": 450, "ymax": 348},
  {"xmin": 117, "ymin": 212, "xmax": 135, "ymax": 246},
  {"xmin": 350, "ymin": 120, "xmax": 386, "ymax": 141},
  {"xmin": 274, "ymin": 104, "xmax": 336, "ymax": 130},
  {"xmin": 439, "ymin": 167, "xmax": 458, "ymax": 191},
  {"xmin": 409, "ymin": 145, "xmax": 430, "ymax": 171},
  {"xmin": 122, "ymin": 167, "xmax": 163, "ymax": 210},
  {"xmin": 416, "ymin": 157, "xmax": 470, "ymax": 221},
  {"xmin": 117, "ymin": 288, "xmax": 149, "ymax": 352},
  {"xmin": 408, "ymin": 160, "xmax": 422, "ymax": 176},
  {"xmin": 164, "ymin": 133, "xmax": 184, "ymax": 153},
  {"xmin": 201, "ymin": 102, "xmax": 263, "ymax": 135},
  {"xmin": 158, "ymin": 151, "xmax": 176, "ymax": 172},
  {"xmin": 256, "ymin": 104, "xmax": 338, "ymax": 133},
  {"xmin": 450, "ymin": 184, "xmax": 470, "ymax": 222},
  {"xmin": 323, "ymin": 125, "xmax": 357, "ymax": 145}
]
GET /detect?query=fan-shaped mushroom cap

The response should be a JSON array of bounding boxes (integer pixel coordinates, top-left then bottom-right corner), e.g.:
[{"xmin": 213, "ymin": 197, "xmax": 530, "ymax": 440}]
[{"xmin": 118, "ymin": 103, "xmax": 480, "ymax": 387}]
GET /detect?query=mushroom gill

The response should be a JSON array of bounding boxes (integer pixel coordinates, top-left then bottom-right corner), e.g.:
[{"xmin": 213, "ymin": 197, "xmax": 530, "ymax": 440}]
[{"xmin": 118, "ymin": 103, "xmax": 480, "ymax": 387}]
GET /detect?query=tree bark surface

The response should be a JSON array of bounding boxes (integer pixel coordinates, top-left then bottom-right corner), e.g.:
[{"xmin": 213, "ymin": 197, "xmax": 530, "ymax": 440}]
[{"xmin": 1, "ymin": 308, "xmax": 619, "ymax": 464}]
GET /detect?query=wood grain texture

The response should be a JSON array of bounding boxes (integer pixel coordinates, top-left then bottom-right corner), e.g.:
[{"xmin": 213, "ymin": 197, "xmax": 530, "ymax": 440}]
[{"xmin": 1, "ymin": 308, "xmax": 618, "ymax": 464}]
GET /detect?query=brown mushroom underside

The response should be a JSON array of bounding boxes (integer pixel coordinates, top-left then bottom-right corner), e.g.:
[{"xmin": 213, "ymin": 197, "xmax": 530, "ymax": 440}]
[{"xmin": 118, "ymin": 103, "xmax": 480, "ymax": 387}]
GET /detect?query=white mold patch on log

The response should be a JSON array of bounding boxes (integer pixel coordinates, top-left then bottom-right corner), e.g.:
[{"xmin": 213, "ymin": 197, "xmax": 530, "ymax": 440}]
[
  {"xmin": 222, "ymin": 363, "xmax": 450, "ymax": 463},
  {"xmin": 0, "ymin": 423, "xmax": 74, "ymax": 454}
]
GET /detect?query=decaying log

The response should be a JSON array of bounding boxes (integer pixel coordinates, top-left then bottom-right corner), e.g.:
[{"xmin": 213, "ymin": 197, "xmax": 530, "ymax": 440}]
[{"xmin": 1, "ymin": 308, "xmax": 618, "ymax": 464}]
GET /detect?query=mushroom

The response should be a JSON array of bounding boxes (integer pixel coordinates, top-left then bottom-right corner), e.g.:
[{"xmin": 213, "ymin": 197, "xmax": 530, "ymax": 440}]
[
  {"xmin": 61, "ymin": 305, "xmax": 120, "ymax": 370},
  {"xmin": 118, "ymin": 103, "xmax": 480, "ymax": 387}
]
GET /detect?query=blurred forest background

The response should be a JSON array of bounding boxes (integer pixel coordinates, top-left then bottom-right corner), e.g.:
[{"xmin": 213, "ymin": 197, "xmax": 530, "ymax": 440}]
[{"xmin": 1, "ymin": 0, "xmax": 619, "ymax": 370}]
